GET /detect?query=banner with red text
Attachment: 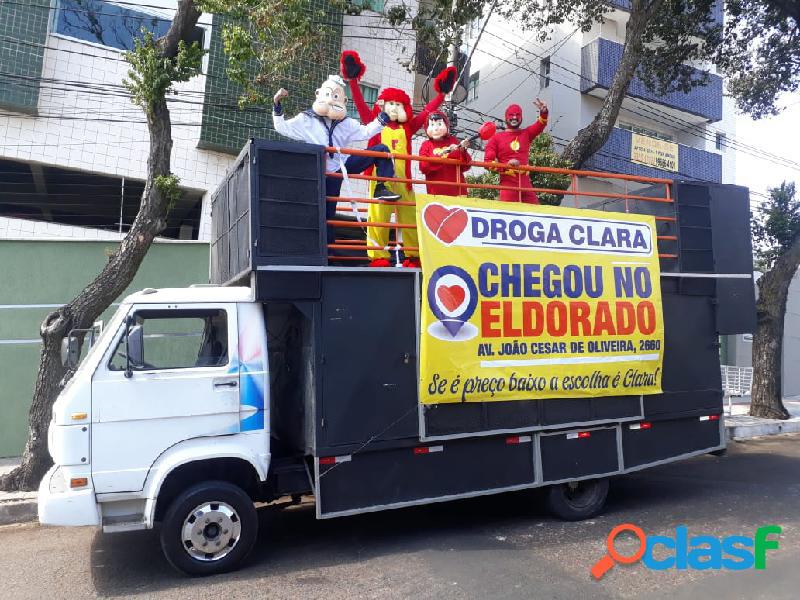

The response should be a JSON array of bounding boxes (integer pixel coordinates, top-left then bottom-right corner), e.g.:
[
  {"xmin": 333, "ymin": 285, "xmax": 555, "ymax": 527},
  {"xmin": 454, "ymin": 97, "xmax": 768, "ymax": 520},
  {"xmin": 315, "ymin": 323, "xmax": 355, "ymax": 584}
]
[{"xmin": 417, "ymin": 194, "xmax": 664, "ymax": 404}]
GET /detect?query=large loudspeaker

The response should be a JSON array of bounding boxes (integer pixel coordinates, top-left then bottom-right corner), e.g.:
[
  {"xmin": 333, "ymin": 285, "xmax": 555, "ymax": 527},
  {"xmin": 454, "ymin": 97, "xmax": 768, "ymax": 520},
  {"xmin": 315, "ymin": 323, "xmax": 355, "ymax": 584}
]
[
  {"xmin": 210, "ymin": 140, "xmax": 327, "ymax": 284},
  {"xmin": 673, "ymin": 182, "xmax": 756, "ymax": 334}
]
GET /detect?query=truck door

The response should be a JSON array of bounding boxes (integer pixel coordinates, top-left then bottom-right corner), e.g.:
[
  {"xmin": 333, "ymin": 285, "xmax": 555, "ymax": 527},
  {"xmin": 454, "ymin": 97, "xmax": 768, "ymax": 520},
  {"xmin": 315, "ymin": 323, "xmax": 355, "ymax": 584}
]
[{"xmin": 90, "ymin": 304, "xmax": 238, "ymax": 494}]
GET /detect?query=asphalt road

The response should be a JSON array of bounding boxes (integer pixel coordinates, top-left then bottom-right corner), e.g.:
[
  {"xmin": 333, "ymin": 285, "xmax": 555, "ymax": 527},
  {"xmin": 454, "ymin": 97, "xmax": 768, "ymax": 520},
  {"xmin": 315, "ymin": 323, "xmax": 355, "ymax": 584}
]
[{"xmin": 2, "ymin": 434, "xmax": 800, "ymax": 599}]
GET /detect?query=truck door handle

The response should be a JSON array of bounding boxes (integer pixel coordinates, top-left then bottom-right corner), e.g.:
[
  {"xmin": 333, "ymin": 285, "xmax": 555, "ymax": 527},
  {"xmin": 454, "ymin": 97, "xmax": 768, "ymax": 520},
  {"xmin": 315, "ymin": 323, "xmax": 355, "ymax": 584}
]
[{"xmin": 214, "ymin": 381, "xmax": 238, "ymax": 388}]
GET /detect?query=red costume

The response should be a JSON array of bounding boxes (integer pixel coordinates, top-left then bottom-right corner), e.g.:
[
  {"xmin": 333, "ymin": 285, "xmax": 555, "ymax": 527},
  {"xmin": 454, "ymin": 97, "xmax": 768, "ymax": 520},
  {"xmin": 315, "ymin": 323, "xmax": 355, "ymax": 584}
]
[
  {"xmin": 484, "ymin": 103, "xmax": 548, "ymax": 203},
  {"xmin": 419, "ymin": 111, "xmax": 471, "ymax": 196},
  {"xmin": 342, "ymin": 50, "xmax": 456, "ymax": 188}
]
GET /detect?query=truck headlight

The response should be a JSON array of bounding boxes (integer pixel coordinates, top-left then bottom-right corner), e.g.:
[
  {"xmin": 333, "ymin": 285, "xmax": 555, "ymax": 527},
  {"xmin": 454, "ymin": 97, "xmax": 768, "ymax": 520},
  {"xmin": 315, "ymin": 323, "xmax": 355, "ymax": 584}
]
[{"xmin": 48, "ymin": 466, "xmax": 67, "ymax": 494}]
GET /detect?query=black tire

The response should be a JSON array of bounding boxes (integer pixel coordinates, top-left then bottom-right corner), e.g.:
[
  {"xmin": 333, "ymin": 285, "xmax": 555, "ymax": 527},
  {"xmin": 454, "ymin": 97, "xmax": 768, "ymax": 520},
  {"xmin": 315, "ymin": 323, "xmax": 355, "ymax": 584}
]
[
  {"xmin": 160, "ymin": 480, "xmax": 258, "ymax": 576},
  {"xmin": 710, "ymin": 448, "xmax": 728, "ymax": 457},
  {"xmin": 545, "ymin": 478, "xmax": 609, "ymax": 521}
]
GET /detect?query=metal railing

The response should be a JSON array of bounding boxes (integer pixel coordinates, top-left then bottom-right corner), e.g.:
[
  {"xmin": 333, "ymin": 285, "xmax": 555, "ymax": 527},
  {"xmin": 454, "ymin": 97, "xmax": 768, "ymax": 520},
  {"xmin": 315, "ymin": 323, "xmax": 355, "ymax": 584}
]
[{"xmin": 325, "ymin": 146, "xmax": 677, "ymax": 264}]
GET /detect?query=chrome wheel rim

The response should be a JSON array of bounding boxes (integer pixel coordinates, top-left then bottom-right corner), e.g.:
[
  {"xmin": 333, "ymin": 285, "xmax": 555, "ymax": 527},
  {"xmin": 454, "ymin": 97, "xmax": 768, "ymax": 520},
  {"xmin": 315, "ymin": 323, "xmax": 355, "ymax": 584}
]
[{"xmin": 181, "ymin": 501, "xmax": 241, "ymax": 562}]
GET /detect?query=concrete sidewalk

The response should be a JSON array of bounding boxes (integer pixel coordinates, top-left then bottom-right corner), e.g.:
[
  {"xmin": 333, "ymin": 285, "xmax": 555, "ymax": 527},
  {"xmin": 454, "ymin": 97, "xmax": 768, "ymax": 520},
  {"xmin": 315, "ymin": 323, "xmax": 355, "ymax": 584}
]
[
  {"xmin": 0, "ymin": 458, "xmax": 37, "ymax": 526},
  {"xmin": 724, "ymin": 397, "xmax": 800, "ymax": 441}
]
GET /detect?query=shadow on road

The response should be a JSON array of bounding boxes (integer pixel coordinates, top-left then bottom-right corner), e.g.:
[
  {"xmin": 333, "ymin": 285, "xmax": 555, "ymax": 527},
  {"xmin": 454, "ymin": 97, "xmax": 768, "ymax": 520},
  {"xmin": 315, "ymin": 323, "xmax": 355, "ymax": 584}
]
[{"xmin": 88, "ymin": 444, "xmax": 800, "ymax": 597}]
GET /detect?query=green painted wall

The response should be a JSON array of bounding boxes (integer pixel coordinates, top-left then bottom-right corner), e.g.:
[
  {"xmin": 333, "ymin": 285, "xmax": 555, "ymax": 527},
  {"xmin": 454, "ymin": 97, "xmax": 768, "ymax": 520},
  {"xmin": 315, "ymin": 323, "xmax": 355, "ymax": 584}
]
[
  {"xmin": 0, "ymin": 240, "xmax": 209, "ymax": 457},
  {"xmin": 0, "ymin": 0, "xmax": 49, "ymax": 112},
  {"xmin": 199, "ymin": 2, "xmax": 343, "ymax": 153}
]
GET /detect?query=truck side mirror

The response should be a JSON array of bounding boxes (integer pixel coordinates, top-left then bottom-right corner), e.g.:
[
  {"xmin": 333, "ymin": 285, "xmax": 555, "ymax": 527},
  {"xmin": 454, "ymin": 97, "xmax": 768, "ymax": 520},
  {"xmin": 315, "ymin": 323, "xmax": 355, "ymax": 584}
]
[
  {"xmin": 61, "ymin": 333, "xmax": 81, "ymax": 370},
  {"xmin": 124, "ymin": 320, "xmax": 144, "ymax": 378}
]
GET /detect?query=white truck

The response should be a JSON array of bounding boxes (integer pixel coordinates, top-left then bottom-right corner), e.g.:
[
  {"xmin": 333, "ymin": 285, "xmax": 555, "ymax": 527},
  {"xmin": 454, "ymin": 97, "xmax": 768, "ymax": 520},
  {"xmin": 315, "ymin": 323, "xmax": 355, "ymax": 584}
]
[{"xmin": 38, "ymin": 140, "xmax": 755, "ymax": 575}]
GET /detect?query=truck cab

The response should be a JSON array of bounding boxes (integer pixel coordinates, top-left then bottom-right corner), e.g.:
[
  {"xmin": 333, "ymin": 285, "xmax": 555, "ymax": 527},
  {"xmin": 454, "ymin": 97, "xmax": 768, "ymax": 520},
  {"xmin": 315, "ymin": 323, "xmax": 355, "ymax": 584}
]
[{"xmin": 39, "ymin": 286, "xmax": 282, "ymax": 574}]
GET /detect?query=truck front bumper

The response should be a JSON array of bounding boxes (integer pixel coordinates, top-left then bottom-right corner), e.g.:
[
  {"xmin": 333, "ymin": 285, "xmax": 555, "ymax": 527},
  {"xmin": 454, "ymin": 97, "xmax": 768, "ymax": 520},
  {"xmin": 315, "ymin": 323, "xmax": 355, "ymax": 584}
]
[{"xmin": 38, "ymin": 465, "xmax": 101, "ymax": 527}]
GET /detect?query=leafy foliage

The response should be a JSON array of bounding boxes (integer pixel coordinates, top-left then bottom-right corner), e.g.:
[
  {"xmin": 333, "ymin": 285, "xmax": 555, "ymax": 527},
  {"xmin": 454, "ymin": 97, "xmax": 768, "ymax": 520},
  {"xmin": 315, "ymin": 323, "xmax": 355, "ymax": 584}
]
[
  {"xmin": 123, "ymin": 31, "xmax": 204, "ymax": 116},
  {"xmin": 195, "ymin": 0, "xmax": 349, "ymax": 106},
  {"xmin": 154, "ymin": 174, "xmax": 184, "ymax": 209},
  {"xmin": 752, "ymin": 182, "xmax": 800, "ymax": 270},
  {"xmin": 718, "ymin": 0, "xmax": 800, "ymax": 117},
  {"xmin": 528, "ymin": 133, "xmax": 571, "ymax": 205},
  {"xmin": 467, "ymin": 132, "xmax": 571, "ymax": 204}
]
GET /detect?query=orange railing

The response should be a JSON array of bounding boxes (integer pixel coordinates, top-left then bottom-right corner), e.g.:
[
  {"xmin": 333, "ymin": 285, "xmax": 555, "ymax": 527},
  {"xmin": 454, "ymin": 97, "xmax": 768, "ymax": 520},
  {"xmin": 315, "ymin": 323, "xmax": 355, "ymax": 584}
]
[{"xmin": 325, "ymin": 146, "xmax": 678, "ymax": 264}]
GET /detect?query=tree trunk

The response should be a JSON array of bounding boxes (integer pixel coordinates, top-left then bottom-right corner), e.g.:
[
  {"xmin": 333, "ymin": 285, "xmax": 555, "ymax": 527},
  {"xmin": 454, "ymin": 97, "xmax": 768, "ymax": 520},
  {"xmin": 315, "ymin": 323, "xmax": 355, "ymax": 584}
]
[
  {"xmin": 0, "ymin": 0, "xmax": 201, "ymax": 492},
  {"xmin": 560, "ymin": 0, "xmax": 664, "ymax": 168},
  {"xmin": 749, "ymin": 238, "xmax": 800, "ymax": 420}
]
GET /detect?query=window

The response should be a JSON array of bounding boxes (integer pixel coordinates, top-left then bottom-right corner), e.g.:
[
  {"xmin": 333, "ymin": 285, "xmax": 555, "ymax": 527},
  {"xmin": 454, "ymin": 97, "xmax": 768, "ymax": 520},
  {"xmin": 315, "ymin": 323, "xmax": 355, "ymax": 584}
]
[
  {"xmin": 109, "ymin": 309, "xmax": 228, "ymax": 371},
  {"xmin": 467, "ymin": 71, "xmax": 480, "ymax": 102},
  {"xmin": 716, "ymin": 132, "xmax": 726, "ymax": 151},
  {"xmin": 55, "ymin": 0, "xmax": 204, "ymax": 52},
  {"xmin": 350, "ymin": 0, "xmax": 386, "ymax": 12},
  {"xmin": 346, "ymin": 83, "xmax": 379, "ymax": 119},
  {"xmin": 540, "ymin": 56, "xmax": 551, "ymax": 89},
  {"xmin": 619, "ymin": 122, "xmax": 674, "ymax": 142}
]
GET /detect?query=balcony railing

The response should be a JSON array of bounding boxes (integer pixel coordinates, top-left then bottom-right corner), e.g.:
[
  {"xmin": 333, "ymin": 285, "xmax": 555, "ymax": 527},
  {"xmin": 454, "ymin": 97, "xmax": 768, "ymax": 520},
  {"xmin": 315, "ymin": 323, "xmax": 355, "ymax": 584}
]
[
  {"xmin": 585, "ymin": 127, "xmax": 722, "ymax": 183},
  {"xmin": 581, "ymin": 38, "xmax": 723, "ymax": 123}
]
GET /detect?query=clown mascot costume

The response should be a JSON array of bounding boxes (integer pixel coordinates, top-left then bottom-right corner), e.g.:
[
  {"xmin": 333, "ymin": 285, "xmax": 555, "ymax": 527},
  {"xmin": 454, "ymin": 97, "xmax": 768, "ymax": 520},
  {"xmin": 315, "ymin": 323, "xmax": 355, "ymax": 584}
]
[
  {"xmin": 419, "ymin": 110, "xmax": 472, "ymax": 196},
  {"xmin": 341, "ymin": 50, "xmax": 457, "ymax": 268},
  {"xmin": 484, "ymin": 98, "xmax": 549, "ymax": 204}
]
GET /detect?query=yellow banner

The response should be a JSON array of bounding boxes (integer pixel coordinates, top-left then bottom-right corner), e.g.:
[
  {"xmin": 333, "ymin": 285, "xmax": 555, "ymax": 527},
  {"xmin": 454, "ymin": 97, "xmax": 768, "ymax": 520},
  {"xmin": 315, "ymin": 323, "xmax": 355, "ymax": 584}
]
[
  {"xmin": 417, "ymin": 195, "xmax": 664, "ymax": 404},
  {"xmin": 631, "ymin": 133, "xmax": 679, "ymax": 172}
]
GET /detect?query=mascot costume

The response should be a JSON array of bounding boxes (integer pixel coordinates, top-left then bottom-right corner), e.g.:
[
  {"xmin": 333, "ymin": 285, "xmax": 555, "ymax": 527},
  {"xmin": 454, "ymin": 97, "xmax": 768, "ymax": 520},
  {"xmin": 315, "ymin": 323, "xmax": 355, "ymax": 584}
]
[
  {"xmin": 272, "ymin": 75, "xmax": 397, "ymax": 261},
  {"xmin": 484, "ymin": 98, "xmax": 549, "ymax": 203},
  {"xmin": 418, "ymin": 110, "xmax": 471, "ymax": 196},
  {"xmin": 341, "ymin": 50, "xmax": 457, "ymax": 268}
]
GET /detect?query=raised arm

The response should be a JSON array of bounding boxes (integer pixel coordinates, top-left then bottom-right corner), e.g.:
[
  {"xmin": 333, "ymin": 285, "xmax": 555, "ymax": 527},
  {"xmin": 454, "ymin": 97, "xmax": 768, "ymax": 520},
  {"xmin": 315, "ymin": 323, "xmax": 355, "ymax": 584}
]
[
  {"xmin": 524, "ymin": 98, "xmax": 549, "ymax": 138},
  {"xmin": 409, "ymin": 67, "xmax": 457, "ymax": 132},
  {"xmin": 272, "ymin": 88, "xmax": 309, "ymax": 141},
  {"xmin": 341, "ymin": 112, "xmax": 390, "ymax": 143},
  {"xmin": 341, "ymin": 50, "xmax": 375, "ymax": 123}
]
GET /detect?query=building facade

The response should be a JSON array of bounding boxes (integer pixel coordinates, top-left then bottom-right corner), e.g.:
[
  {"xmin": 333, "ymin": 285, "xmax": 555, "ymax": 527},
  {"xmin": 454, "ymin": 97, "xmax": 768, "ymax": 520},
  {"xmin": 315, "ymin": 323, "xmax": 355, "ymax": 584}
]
[{"xmin": 456, "ymin": 2, "xmax": 735, "ymax": 189}]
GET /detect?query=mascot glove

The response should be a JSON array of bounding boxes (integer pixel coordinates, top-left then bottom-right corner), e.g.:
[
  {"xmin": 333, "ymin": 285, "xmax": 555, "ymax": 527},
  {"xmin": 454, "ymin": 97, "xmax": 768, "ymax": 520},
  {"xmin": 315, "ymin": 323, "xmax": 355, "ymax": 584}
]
[
  {"xmin": 434, "ymin": 66, "xmax": 458, "ymax": 95},
  {"xmin": 341, "ymin": 50, "xmax": 366, "ymax": 81}
]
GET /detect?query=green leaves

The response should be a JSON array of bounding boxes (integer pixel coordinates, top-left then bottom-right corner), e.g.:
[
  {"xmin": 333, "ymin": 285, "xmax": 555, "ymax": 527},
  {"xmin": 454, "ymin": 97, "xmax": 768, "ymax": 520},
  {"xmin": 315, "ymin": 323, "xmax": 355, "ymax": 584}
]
[
  {"xmin": 752, "ymin": 182, "xmax": 800, "ymax": 270},
  {"xmin": 123, "ymin": 31, "xmax": 203, "ymax": 115},
  {"xmin": 718, "ymin": 0, "xmax": 800, "ymax": 118}
]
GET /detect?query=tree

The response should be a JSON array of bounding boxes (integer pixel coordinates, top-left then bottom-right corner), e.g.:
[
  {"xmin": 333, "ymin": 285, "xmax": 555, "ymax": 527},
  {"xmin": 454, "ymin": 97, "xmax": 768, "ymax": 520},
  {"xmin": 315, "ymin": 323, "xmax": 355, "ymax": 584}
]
[
  {"xmin": 394, "ymin": 1, "xmax": 721, "ymax": 168},
  {"xmin": 749, "ymin": 182, "xmax": 800, "ymax": 420},
  {"xmin": 0, "ymin": 0, "xmax": 344, "ymax": 492},
  {"xmin": 717, "ymin": 0, "xmax": 800, "ymax": 117},
  {"xmin": 467, "ymin": 132, "xmax": 571, "ymax": 203}
]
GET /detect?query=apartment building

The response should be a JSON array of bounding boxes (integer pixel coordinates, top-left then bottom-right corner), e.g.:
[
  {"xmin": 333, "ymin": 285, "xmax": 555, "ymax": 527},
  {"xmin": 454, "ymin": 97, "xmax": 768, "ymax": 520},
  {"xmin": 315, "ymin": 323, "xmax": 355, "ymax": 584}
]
[{"xmin": 457, "ymin": 1, "xmax": 735, "ymax": 192}]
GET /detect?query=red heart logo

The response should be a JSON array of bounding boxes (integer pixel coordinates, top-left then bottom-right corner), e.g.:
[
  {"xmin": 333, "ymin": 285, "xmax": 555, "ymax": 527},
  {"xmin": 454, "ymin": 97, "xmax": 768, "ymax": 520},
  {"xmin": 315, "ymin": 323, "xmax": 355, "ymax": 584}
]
[
  {"xmin": 437, "ymin": 285, "xmax": 465, "ymax": 312},
  {"xmin": 423, "ymin": 204, "xmax": 468, "ymax": 244}
]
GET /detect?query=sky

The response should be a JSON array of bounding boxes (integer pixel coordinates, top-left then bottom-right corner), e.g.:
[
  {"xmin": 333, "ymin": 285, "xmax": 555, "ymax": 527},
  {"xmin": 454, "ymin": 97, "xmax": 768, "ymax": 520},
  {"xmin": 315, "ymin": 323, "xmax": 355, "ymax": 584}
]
[{"xmin": 734, "ymin": 92, "xmax": 800, "ymax": 204}]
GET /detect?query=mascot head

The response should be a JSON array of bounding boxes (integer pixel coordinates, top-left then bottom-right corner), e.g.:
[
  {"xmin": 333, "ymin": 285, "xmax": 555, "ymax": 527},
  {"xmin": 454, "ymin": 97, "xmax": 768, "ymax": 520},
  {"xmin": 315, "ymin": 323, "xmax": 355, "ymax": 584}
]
[
  {"xmin": 312, "ymin": 75, "xmax": 348, "ymax": 121},
  {"xmin": 425, "ymin": 111, "xmax": 450, "ymax": 140},
  {"xmin": 377, "ymin": 87, "xmax": 413, "ymax": 124},
  {"xmin": 504, "ymin": 103, "xmax": 523, "ymax": 129}
]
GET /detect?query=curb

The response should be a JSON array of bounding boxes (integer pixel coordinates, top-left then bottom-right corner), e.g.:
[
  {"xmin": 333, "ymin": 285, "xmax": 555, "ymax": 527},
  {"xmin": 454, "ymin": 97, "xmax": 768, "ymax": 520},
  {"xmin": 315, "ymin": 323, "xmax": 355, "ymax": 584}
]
[
  {"xmin": 0, "ymin": 494, "xmax": 37, "ymax": 526},
  {"xmin": 726, "ymin": 419, "xmax": 800, "ymax": 441}
]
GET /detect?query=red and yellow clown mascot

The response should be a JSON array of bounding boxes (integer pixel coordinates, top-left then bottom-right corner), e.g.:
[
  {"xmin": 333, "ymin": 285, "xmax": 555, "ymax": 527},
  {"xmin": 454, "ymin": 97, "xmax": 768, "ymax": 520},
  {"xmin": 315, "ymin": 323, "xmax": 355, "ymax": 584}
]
[
  {"xmin": 341, "ymin": 50, "xmax": 457, "ymax": 267},
  {"xmin": 419, "ymin": 110, "xmax": 472, "ymax": 196},
  {"xmin": 484, "ymin": 98, "xmax": 549, "ymax": 203}
]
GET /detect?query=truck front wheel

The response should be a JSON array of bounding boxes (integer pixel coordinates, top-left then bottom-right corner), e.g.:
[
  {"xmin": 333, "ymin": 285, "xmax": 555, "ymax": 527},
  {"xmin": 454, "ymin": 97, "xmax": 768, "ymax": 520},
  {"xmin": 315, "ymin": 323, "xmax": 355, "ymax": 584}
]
[
  {"xmin": 160, "ymin": 480, "xmax": 258, "ymax": 576},
  {"xmin": 545, "ymin": 478, "xmax": 609, "ymax": 521}
]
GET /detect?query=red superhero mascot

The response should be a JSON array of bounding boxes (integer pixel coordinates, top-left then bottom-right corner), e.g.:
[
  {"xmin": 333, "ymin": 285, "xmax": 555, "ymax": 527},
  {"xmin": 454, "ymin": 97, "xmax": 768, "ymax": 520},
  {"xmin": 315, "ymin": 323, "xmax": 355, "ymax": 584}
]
[
  {"xmin": 419, "ymin": 111, "xmax": 471, "ymax": 196},
  {"xmin": 484, "ymin": 98, "xmax": 549, "ymax": 203},
  {"xmin": 341, "ymin": 50, "xmax": 457, "ymax": 267}
]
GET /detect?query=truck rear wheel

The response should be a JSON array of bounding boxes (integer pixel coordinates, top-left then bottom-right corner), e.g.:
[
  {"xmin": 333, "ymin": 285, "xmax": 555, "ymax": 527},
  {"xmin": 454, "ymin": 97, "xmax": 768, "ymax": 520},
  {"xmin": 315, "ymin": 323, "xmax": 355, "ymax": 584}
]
[
  {"xmin": 160, "ymin": 480, "xmax": 258, "ymax": 576},
  {"xmin": 545, "ymin": 478, "xmax": 609, "ymax": 521}
]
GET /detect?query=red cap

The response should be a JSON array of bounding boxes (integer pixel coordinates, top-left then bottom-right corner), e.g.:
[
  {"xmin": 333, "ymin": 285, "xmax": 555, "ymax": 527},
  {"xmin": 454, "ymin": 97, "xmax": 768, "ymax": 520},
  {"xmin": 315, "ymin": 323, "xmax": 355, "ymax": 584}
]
[{"xmin": 505, "ymin": 103, "xmax": 523, "ymax": 121}]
